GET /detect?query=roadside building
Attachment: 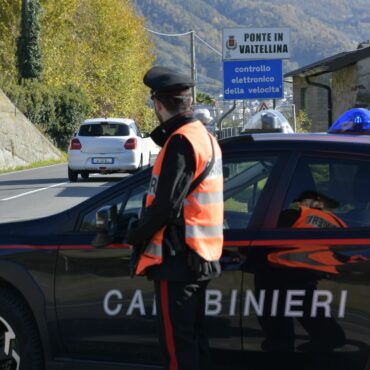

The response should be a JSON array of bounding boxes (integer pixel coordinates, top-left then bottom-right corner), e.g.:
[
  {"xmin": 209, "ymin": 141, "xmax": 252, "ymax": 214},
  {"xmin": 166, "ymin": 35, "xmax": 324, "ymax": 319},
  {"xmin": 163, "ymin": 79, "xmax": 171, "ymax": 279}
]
[{"xmin": 285, "ymin": 42, "xmax": 370, "ymax": 132}]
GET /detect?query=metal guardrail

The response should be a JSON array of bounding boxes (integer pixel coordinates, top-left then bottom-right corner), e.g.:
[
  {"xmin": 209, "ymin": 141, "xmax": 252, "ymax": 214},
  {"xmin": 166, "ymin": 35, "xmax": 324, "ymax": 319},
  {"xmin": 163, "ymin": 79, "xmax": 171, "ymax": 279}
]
[{"xmin": 218, "ymin": 126, "xmax": 243, "ymax": 140}]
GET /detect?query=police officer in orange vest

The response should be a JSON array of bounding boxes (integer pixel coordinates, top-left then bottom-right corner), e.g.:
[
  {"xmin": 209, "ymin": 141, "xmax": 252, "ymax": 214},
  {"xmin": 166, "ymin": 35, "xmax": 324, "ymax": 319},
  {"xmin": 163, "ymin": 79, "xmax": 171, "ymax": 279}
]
[
  {"xmin": 127, "ymin": 66, "xmax": 224, "ymax": 370},
  {"xmin": 255, "ymin": 190, "xmax": 346, "ymax": 353},
  {"xmin": 278, "ymin": 190, "xmax": 347, "ymax": 229}
]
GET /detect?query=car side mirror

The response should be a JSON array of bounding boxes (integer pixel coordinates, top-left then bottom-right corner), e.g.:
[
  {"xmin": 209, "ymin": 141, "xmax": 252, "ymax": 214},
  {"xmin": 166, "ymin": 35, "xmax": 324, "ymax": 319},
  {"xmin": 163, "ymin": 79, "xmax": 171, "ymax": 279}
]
[{"xmin": 91, "ymin": 205, "xmax": 118, "ymax": 248}]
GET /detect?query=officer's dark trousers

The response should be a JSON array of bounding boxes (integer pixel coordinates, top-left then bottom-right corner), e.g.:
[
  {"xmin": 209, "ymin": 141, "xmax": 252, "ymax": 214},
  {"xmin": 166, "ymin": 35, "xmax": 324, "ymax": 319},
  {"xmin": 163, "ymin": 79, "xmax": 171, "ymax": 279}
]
[{"xmin": 154, "ymin": 280, "xmax": 210, "ymax": 370}]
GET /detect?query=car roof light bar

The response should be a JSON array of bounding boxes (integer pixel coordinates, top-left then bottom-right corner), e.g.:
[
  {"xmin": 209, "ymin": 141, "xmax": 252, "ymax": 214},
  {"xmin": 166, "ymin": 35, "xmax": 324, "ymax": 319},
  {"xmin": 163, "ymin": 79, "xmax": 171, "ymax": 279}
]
[{"xmin": 328, "ymin": 108, "xmax": 370, "ymax": 134}]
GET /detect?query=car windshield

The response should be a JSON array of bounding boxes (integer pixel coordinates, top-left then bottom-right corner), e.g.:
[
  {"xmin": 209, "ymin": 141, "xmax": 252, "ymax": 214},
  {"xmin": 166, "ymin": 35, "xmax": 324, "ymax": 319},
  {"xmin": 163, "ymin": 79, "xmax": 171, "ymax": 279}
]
[{"xmin": 79, "ymin": 123, "xmax": 130, "ymax": 137}]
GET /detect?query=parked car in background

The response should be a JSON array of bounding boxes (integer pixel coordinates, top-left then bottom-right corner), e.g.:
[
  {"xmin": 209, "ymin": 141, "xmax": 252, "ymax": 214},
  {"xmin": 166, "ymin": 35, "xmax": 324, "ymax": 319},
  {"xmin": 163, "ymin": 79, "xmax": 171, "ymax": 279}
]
[{"xmin": 67, "ymin": 118, "xmax": 158, "ymax": 181}]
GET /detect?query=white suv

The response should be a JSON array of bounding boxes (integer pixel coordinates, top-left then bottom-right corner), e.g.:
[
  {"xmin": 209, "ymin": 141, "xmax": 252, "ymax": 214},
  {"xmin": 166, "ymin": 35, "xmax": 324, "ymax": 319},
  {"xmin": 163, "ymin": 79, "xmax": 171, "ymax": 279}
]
[{"xmin": 67, "ymin": 118, "xmax": 152, "ymax": 181}]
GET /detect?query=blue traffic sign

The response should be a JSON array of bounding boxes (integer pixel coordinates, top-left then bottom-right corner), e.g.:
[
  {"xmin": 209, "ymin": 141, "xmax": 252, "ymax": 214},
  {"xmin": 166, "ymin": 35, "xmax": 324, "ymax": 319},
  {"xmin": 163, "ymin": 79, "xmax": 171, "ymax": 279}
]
[{"xmin": 223, "ymin": 59, "xmax": 283, "ymax": 100}]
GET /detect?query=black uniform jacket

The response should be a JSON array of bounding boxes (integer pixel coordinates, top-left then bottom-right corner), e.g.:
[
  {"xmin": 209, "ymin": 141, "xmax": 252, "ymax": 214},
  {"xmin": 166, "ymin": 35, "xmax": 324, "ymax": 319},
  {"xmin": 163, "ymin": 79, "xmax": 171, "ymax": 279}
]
[{"xmin": 127, "ymin": 112, "xmax": 221, "ymax": 281}]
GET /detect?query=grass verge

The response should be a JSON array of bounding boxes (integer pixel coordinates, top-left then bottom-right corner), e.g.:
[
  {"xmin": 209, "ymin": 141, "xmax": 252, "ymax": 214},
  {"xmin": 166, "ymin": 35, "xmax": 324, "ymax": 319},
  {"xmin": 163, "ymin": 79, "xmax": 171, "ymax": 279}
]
[{"xmin": 0, "ymin": 152, "xmax": 67, "ymax": 174}]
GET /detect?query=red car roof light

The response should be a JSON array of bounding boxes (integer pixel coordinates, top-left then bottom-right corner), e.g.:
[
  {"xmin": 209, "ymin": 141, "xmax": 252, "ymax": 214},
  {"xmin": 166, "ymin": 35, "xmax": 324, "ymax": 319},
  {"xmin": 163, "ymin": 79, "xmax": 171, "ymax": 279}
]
[
  {"xmin": 70, "ymin": 138, "xmax": 82, "ymax": 150},
  {"xmin": 124, "ymin": 138, "xmax": 137, "ymax": 150}
]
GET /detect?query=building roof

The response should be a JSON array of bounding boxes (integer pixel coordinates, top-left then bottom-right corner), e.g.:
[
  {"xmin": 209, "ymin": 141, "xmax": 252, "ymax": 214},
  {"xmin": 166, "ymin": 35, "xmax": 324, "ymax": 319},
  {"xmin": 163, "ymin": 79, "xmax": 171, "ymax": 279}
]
[{"xmin": 285, "ymin": 44, "xmax": 370, "ymax": 78}]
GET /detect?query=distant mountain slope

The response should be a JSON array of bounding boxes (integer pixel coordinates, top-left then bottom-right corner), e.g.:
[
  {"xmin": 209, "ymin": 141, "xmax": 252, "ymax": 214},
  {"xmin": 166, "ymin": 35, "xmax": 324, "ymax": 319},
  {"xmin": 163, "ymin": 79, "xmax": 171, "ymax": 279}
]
[{"xmin": 132, "ymin": 0, "xmax": 368, "ymax": 95}]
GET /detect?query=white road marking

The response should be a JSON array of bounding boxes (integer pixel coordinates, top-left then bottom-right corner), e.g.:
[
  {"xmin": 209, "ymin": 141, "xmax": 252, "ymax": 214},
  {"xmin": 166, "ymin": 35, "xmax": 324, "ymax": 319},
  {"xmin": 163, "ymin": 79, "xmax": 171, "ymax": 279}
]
[{"xmin": 0, "ymin": 181, "xmax": 68, "ymax": 201}]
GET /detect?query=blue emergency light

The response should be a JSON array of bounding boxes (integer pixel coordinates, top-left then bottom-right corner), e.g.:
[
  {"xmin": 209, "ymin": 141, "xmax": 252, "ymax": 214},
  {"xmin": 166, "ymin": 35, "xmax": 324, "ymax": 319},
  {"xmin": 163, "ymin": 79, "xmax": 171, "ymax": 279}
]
[{"xmin": 328, "ymin": 108, "xmax": 370, "ymax": 134}]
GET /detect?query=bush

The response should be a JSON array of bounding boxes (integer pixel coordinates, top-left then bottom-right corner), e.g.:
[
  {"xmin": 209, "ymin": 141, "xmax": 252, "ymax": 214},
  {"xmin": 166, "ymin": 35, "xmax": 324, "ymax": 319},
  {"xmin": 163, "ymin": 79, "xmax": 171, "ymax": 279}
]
[
  {"xmin": 136, "ymin": 105, "xmax": 157, "ymax": 134},
  {"xmin": 295, "ymin": 110, "xmax": 312, "ymax": 133},
  {"xmin": 49, "ymin": 85, "xmax": 91, "ymax": 149},
  {"xmin": 0, "ymin": 79, "xmax": 91, "ymax": 149}
]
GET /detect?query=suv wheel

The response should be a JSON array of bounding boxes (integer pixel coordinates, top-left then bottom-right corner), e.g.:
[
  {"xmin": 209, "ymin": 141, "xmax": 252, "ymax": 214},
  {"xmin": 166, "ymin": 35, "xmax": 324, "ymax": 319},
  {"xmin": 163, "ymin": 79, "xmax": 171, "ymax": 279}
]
[
  {"xmin": 68, "ymin": 167, "xmax": 78, "ymax": 182},
  {"xmin": 0, "ymin": 289, "xmax": 44, "ymax": 370}
]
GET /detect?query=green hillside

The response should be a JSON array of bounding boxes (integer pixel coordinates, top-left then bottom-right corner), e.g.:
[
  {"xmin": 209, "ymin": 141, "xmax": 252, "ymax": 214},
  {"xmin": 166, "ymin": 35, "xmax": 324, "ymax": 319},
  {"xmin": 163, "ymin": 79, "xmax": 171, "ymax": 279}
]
[{"xmin": 133, "ymin": 0, "xmax": 369, "ymax": 95}]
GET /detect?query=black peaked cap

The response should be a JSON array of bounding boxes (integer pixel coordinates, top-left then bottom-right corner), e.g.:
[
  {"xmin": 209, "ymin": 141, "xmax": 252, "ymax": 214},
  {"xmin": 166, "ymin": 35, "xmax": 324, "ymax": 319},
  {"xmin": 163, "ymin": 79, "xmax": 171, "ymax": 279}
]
[
  {"xmin": 294, "ymin": 190, "xmax": 339, "ymax": 208},
  {"xmin": 144, "ymin": 66, "xmax": 194, "ymax": 95}
]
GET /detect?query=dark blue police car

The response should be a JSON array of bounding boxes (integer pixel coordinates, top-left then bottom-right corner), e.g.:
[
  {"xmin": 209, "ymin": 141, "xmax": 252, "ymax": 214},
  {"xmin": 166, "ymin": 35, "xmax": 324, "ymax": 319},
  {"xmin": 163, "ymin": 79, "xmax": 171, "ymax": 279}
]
[{"xmin": 1, "ymin": 112, "xmax": 370, "ymax": 370}]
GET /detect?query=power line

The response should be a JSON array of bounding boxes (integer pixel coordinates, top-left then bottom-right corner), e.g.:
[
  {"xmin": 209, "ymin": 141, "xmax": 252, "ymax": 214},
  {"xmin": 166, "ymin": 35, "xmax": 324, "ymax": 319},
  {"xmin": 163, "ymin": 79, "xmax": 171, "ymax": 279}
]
[
  {"xmin": 144, "ymin": 27, "xmax": 223, "ymax": 98},
  {"xmin": 194, "ymin": 34, "xmax": 222, "ymax": 56},
  {"xmin": 145, "ymin": 27, "xmax": 222, "ymax": 57},
  {"xmin": 144, "ymin": 27, "xmax": 193, "ymax": 37}
]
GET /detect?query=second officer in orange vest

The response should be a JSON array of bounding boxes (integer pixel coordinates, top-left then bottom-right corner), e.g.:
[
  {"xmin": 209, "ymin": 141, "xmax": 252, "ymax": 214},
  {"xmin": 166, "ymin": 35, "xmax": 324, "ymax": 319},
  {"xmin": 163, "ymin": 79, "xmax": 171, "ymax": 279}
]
[
  {"xmin": 255, "ymin": 190, "xmax": 346, "ymax": 353},
  {"xmin": 127, "ymin": 66, "xmax": 224, "ymax": 370}
]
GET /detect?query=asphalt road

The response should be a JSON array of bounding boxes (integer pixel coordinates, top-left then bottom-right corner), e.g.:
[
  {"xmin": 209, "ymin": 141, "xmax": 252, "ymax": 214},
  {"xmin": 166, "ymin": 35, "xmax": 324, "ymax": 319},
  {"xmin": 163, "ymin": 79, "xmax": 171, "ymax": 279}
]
[{"xmin": 0, "ymin": 163, "xmax": 129, "ymax": 223}]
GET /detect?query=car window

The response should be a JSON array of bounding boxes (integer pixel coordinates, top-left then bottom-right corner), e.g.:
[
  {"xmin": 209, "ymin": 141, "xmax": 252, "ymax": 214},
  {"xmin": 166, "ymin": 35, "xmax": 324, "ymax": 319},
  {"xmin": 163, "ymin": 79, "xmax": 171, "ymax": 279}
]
[
  {"xmin": 78, "ymin": 123, "xmax": 130, "ymax": 137},
  {"xmin": 117, "ymin": 184, "xmax": 148, "ymax": 231},
  {"xmin": 129, "ymin": 124, "xmax": 138, "ymax": 136},
  {"xmin": 223, "ymin": 155, "xmax": 278, "ymax": 229},
  {"xmin": 279, "ymin": 155, "xmax": 370, "ymax": 228},
  {"xmin": 78, "ymin": 154, "xmax": 278, "ymax": 233},
  {"xmin": 79, "ymin": 194, "xmax": 126, "ymax": 232},
  {"xmin": 134, "ymin": 122, "xmax": 142, "ymax": 137},
  {"xmin": 78, "ymin": 183, "xmax": 148, "ymax": 233}
]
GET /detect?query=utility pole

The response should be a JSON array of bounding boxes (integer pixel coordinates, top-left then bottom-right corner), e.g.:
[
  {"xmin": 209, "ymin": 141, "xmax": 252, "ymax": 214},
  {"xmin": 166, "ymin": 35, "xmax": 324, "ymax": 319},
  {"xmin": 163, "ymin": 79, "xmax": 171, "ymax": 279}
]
[
  {"xmin": 144, "ymin": 27, "xmax": 222, "ymax": 104},
  {"xmin": 190, "ymin": 30, "xmax": 196, "ymax": 104}
]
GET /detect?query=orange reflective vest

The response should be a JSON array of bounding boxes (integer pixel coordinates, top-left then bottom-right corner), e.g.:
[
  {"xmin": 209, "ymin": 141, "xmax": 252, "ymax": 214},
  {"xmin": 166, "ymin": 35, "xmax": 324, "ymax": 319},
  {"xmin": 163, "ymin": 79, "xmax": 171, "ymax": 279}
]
[
  {"xmin": 292, "ymin": 206, "xmax": 347, "ymax": 229},
  {"xmin": 136, "ymin": 120, "xmax": 224, "ymax": 276},
  {"xmin": 268, "ymin": 206, "xmax": 347, "ymax": 273}
]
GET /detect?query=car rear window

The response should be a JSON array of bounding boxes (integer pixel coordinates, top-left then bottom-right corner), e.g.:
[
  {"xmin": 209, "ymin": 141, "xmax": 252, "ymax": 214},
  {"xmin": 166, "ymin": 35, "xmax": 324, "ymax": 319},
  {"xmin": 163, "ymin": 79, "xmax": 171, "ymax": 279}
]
[{"xmin": 79, "ymin": 123, "xmax": 130, "ymax": 137}]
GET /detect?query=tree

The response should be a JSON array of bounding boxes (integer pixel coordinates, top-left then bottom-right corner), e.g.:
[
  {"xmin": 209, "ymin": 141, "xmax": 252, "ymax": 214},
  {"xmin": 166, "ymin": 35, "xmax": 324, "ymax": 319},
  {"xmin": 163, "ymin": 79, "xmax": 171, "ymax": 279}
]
[
  {"xmin": 0, "ymin": 0, "xmax": 155, "ymax": 132},
  {"xmin": 196, "ymin": 91, "xmax": 215, "ymax": 105},
  {"xmin": 0, "ymin": 0, "xmax": 21, "ymax": 82},
  {"xmin": 16, "ymin": 0, "xmax": 43, "ymax": 80},
  {"xmin": 41, "ymin": 0, "xmax": 154, "ymax": 121}
]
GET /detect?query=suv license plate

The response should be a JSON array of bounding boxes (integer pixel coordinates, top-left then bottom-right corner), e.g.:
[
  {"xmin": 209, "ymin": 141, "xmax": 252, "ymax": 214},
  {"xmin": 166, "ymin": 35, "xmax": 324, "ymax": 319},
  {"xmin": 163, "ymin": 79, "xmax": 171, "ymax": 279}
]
[{"xmin": 92, "ymin": 157, "xmax": 114, "ymax": 164}]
